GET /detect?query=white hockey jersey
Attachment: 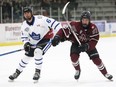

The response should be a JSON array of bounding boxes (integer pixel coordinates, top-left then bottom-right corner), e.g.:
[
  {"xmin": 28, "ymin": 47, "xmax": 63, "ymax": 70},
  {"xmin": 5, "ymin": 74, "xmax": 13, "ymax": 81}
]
[{"xmin": 21, "ymin": 15, "xmax": 62, "ymax": 46}]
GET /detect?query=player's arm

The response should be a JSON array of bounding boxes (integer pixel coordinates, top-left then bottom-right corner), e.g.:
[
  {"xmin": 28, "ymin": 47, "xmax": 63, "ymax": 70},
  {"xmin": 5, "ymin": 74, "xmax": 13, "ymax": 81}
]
[
  {"xmin": 43, "ymin": 16, "xmax": 63, "ymax": 46},
  {"xmin": 52, "ymin": 27, "xmax": 71, "ymax": 46},
  {"xmin": 21, "ymin": 23, "xmax": 31, "ymax": 52},
  {"xmin": 88, "ymin": 24, "xmax": 99, "ymax": 50},
  {"xmin": 51, "ymin": 29, "xmax": 65, "ymax": 46},
  {"xmin": 21, "ymin": 25, "xmax": 29, "ymax": 44},
  {"xmin": 44, "ymin": 16, "xmax": 62, "ymax": 36}
]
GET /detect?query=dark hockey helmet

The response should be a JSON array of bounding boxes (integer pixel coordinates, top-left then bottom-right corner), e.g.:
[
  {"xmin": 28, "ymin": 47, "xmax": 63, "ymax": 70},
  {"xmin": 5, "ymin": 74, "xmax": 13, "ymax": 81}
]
[
  {"xmin": 80, "ymin": 11, "xmax": 91, "ymax": 21},
  {"xmin": 80, "ymin": 11, "xmax": 91, "ymax": 29},
  {"xmin": 23, "ymin": 7, "xmax": 32, "ymax": 14}
]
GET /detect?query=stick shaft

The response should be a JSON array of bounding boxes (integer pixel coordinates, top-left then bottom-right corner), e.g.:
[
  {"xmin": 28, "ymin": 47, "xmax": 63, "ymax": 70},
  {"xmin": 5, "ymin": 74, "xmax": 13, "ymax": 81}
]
[
  {"xmin": 62, "ymin": 2, "xmax": 81, "ymax": 45},
  {"xmin": 0, "ymin": 49, "xmax": 23, "ymax": 56}
]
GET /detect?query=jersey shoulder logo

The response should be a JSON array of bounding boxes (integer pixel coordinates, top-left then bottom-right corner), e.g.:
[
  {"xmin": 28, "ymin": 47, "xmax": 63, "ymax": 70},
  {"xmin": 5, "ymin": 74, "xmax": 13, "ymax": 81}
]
[
  {"xmin": 91, "ymin": 25, "xmax": 95, "ymax": 29},
  {"xmin": 37, "ymin": 15, "xmax": 42, "ymax": 19},
  {"xmin": 24, "ymin": 27, "xmax": 29, "ymax": 32},
  {"xmin": 29, "ymin": 32, "xmax": 40, "ymax": 40}
]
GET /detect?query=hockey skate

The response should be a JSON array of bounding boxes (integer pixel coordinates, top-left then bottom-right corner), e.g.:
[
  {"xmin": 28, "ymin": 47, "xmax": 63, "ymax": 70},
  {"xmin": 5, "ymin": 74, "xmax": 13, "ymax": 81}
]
[
  {"xmin": 74, "ymin": 70, "xmax": 81, "ymax": 80},
  {"xmin": 9, "ymin": 69, "xmax": 21, "ymax": 81},
  {"xmin": 105, "ymin": 73, "xmax": 113, "ymax": 81},
  {"xmin": 33, "ymin": 69, "xmax": 40, "ymax": 83}
]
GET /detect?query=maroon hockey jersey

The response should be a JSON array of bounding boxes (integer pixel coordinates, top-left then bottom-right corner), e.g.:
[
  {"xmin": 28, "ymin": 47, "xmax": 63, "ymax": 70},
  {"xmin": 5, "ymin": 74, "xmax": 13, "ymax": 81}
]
[{"xmin": 57, "ymin": 21, "xmax": 99, "ymax": 51}]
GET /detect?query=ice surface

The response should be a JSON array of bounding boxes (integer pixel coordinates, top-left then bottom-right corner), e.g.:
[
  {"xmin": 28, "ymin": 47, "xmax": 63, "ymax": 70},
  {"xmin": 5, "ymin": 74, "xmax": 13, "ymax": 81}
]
[{"xmin": 0, "ymin": 37, "xmax": 116, "ymax": 87}]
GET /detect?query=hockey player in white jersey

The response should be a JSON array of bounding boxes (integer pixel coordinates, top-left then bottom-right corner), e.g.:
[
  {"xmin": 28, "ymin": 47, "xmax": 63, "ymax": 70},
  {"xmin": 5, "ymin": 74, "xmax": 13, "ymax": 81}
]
[{"xmin": 9, "ymin": 7, "xmax": 62, "ymax": 83}]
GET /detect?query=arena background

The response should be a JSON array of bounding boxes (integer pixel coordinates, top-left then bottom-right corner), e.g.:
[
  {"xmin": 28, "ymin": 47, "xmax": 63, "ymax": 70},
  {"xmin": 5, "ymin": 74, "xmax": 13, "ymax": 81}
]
[
  {"xmin": 0, "ymin": 1, "xmax": 116, "ymax": 87},
  {"xmin": 0, "ymin": 0, "xmax": 116, "ymax": 46}
]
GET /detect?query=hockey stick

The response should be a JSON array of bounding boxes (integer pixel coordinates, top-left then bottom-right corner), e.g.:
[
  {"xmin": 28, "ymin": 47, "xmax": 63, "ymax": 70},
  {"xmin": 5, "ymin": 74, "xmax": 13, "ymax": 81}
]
[
  {"xmin": 62, "ymin": 1, "xmax": 81, "ymax": 45},
  {"xmin": 42, "ymin": 39, "xmax": 52, "ymax": 54},
  {"xmin": 0, "ymin": 49, "xmax": 24, "ymax": 56},
  {"xmin": 0, "ymin": 41, "xmax": 51, "ymax": 57},
  {"xmin": 0, "ymin": 40, "xmax": 52, "ymax": 57}
]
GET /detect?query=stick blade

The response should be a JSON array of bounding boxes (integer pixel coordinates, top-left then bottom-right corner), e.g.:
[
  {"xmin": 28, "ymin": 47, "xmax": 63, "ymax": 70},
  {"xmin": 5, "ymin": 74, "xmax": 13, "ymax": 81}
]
[{"xmin": 62, "ymin": 1, "xmax": 70, "ymax": 14}]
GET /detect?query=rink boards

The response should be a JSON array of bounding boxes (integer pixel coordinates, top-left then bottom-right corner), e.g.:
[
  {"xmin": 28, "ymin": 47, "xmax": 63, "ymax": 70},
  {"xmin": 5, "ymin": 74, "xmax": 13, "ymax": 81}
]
[{"xmin": 0, "ymin": 21, "xmax": 116, "ymax": 46}]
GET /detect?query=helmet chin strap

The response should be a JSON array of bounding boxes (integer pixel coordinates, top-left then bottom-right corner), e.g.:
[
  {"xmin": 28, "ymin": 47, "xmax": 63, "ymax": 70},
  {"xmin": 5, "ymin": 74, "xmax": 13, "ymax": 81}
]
[{"xmin": 82, "ymin": 22, "xmax": 90, "ymax": 29}]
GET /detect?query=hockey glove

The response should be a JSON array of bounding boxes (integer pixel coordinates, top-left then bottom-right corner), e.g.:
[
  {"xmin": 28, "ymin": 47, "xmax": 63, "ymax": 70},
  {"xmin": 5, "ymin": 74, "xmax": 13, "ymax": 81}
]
[
  {"xmin": 77, "ymin": 43, "xmax": 89, "ymax": 53},
  {"xmin": 52, "ymin": 35, "xmax": 60, "ymax": 46},
  {"xmin": 24, "ymin": 42, "xmax": 31, "ymax": 52}
]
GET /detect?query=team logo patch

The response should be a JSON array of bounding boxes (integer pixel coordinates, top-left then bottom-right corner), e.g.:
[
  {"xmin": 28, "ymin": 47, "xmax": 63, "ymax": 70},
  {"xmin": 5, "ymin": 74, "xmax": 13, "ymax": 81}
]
[
  {"xmin": 29, "ymin": 32, "xmax": 41, "ymax": 40},
  {"xmin": 37, "ymin": 15, "xmax": 42, "ymax": 19},
  {"xmin": 37, "ymin": 24, "xmax": 45, "ymax": 28},
  {"xmin": 24, "ymin": 27, "xmax": 29, "ymax": 32},
  {"xmin": 92, "ymin": 26, "xmax": 95, "ymax": 29}
]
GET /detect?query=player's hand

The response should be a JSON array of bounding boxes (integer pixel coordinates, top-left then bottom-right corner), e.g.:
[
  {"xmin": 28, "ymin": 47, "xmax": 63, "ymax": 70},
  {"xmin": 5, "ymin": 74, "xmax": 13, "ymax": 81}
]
[
  {"xmin": 77, "ymin": 43, "xmax": 89, "ymax": 53},
  {"xmin": 24, "ymin": 42, "xmax": 31, "ymax": 52},
  {"xmin": 52, "ymin": 35, "xmax": 60, "ymax": 46}
]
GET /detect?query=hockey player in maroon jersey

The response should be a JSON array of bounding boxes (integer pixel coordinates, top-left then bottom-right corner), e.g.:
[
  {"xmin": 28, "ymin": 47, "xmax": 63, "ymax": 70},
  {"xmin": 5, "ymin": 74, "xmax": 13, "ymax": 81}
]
[{"xmin": 52, "ymin": 11, "xmax": 113, "ymax": 81}]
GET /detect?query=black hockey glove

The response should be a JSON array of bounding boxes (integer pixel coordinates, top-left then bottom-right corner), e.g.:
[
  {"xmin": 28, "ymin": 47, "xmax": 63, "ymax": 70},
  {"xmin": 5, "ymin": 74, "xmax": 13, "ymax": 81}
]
[
  {"xmin": 24, "ymin": 42, "xmax": 31, "ymax": 52},
  {"xmin": 52, "ymin": 35, "xmax": 60, "ymax": 46},
  {"xmin": 77, "ymin": 43, "xmax": 89, "ymax": 53}
]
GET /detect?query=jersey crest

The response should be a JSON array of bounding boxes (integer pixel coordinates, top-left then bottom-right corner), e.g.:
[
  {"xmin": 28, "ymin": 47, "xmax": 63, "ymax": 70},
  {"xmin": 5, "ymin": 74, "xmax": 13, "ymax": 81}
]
[{"xmin": 29, "ymin": 32, "xmax": 41, "ymax": 40}]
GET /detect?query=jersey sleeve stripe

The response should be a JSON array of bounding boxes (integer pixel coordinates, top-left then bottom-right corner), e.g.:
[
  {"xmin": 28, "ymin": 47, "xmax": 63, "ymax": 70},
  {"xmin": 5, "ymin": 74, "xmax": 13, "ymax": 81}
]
[
  {"xmin": 89, "ymin": 33, "xmax": 99, "ymax": 37},
  {"xmin": 54, "ymin": 23, "xmax": 60, "ymax": 30},
  {"xmin": 21, "ymin": 59, "xmax": 28, "ymax": 64},
  {"xmin": 89, "ymin": 38, "xmax": 98, "ymax": 42},
  {"xmin": 21, "ymin": 37, "xmax": 28, "ymax": 38},
  {"xmin": 51, "ymin": 20, "xmax": 56, "ymax": 27}
]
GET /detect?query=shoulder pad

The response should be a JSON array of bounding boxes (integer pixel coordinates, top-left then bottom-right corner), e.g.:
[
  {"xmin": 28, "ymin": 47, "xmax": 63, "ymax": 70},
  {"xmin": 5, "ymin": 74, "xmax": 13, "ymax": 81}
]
[
  {"xmin": 22, "ymin": 21, "xmax": 26, "ymax": 26},
  {"xmin": 90, "ymin": 23, "xmax": 97, "ymax": 29},
  {"xmin": 35, "ymin": 15, "xmax": 43, "ymax": 19}
]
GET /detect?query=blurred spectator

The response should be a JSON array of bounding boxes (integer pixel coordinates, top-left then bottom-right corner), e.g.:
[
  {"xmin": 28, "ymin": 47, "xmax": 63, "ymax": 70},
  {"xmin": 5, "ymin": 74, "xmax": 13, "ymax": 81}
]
[
  {"xmin": 0, "ymin": 0, "xmax": 78, "ymax": 23},
  {"xmin": 41, "ymin": 0, "xmax": 51, "ymax": 10},
  {"xmin": 12, "ymin": 0, "xmax": 22, "ymax": 22},
  {"xmin": 21, "ymin": 0, "xmax": 30, "ymax": 7},
  {"xmin": 2, "ymin": 0, "xmax": 12, "ymax": 23},
  {"xmin": 51, "ymin": 0, "xmax": 63, "ymax": 9},
  {"xmin": 32, "ymin": 0, "xmax": 40, "ymax": 6},
  {"xmin": 115, "ymin": 1, "xmax": 116, "ymax": 8},
  {"xmin": 42, "ymin": 9, "xmax": 49, "ymax": 17},
  {"xmin": 0, "ymin": 0, "xmax": 2, "ymax": 6},
  {"xmin": 62, "ymin": 0, "xmax": 68, "ymax": 5}
]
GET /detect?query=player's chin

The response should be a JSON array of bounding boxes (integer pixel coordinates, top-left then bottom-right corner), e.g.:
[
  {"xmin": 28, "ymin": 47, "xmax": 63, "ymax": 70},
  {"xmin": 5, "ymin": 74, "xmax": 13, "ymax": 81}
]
[{"xmin": 25, "ymin": 17, "xmax": 32, "ymax": 21}]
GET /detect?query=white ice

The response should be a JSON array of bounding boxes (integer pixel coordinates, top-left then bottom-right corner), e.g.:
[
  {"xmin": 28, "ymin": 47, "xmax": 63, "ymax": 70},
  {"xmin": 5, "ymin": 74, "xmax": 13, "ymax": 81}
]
[{"xmin": 0, "ymin": 37, "xmax": 116, "ymax": 87}]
